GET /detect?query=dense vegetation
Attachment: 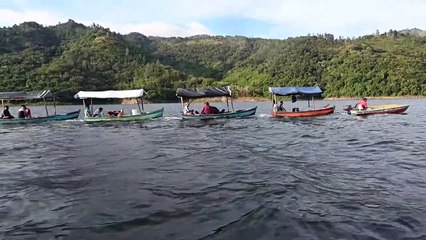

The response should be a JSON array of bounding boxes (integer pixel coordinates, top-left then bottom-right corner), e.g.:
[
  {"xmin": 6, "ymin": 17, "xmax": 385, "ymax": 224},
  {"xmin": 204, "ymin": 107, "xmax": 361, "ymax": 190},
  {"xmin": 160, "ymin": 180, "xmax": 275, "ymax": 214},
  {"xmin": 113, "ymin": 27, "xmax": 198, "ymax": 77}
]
[{"xmin": 1, "ymin": 20, "xmax": 425, "ymax": 101}]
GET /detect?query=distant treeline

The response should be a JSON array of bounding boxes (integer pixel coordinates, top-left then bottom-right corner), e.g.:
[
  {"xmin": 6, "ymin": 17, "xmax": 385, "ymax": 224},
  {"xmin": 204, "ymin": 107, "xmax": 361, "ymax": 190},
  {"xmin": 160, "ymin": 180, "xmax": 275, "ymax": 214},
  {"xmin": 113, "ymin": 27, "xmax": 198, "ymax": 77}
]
[{"xmin": 0, "ymin": 20, "xmax": 425, "ymax": 101}]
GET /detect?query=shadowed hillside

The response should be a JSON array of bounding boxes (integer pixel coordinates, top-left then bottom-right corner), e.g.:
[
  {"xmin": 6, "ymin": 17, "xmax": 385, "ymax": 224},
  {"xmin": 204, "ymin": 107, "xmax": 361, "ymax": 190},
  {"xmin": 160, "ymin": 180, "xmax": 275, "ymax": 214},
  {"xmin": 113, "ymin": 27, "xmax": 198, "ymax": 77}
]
[{"xmin": 1, "ymin": 20, "xmax": 425, "ymax": 101}]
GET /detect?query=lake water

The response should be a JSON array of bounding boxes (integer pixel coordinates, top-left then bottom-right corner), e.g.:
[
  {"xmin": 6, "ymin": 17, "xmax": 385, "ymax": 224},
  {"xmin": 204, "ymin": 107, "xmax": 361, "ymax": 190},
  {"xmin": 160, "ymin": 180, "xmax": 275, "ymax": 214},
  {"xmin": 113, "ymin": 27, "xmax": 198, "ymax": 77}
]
[{"xmin": 1, "ymin": 99, "xmax": 425, "ymax": 239}]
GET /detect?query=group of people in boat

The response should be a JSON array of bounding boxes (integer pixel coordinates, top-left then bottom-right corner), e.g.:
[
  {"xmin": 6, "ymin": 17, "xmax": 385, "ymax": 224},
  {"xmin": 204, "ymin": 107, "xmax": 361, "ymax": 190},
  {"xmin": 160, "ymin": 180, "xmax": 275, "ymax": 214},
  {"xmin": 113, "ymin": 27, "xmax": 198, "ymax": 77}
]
[
  {"xmin": 0, "ymin": 105, "xmax": 32, "ymax": 119},
  {"xmin": 272, "ymin": 98, "xmax": 368, "ymax": 112},
  {"xmin": 184, "ymin": 102, "xmax": 226, "ymax": 115},
  {"xmin": 85, "ymin": 105, "xmax": 124, "ymax": 118},
  {"xmin": 272, "ymin": 101, "xmax": 300, "ymax": 112}
]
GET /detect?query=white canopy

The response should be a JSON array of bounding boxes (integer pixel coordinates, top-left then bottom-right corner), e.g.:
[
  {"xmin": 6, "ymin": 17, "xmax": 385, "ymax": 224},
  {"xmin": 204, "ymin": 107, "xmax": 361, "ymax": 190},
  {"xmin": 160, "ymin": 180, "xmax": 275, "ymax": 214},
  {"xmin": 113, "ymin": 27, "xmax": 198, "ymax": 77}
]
[{"xmin": 74, "ymin": 89, "xmax": 146, "ymax": 99}]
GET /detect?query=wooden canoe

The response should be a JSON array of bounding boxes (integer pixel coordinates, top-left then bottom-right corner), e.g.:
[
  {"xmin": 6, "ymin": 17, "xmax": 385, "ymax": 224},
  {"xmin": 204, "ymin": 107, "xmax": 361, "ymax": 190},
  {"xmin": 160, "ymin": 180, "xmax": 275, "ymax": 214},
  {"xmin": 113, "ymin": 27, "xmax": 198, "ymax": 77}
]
[
  {"xmin": 83, "ymin": 108, "xmax": 164, "ymax": 122},
  {"xmin": 272, "ymin": 106, "xmax": 335, "ymax": 118},
  {"xmin": 181, "ymin": 107, "xmax": 257, "ymax": 120},
  {"xmin": 349, "ymin": 104, "xmax": 409, "ymax": 116},
  {"xmin": 0, "ymin": 110, "xmax": 81, "ymax": 124}
]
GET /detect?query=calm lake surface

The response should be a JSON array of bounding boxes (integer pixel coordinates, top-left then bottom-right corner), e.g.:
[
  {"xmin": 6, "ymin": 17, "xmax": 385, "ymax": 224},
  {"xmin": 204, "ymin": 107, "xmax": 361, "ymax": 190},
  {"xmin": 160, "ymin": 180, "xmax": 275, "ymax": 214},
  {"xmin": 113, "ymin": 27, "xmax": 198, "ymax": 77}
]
[{"xmin": 1, "ymin": 99, "xmax": 425, "ymax": 240}]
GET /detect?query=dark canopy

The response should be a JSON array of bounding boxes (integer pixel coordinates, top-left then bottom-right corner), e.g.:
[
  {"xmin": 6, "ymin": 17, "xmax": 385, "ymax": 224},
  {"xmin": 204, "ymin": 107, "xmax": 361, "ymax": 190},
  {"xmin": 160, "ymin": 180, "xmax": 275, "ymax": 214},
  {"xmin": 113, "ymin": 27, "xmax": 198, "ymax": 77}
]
[
  {"xmin": 176, "ymin": 87, "xmax": 232, "ymax": 99},
  {"xmin": 0, "ymin": 90, "xmax": 54, "ymax": 100},
  {"xmin": 269, "ymin": 87, "xmax": 322, "ymax": 96}
]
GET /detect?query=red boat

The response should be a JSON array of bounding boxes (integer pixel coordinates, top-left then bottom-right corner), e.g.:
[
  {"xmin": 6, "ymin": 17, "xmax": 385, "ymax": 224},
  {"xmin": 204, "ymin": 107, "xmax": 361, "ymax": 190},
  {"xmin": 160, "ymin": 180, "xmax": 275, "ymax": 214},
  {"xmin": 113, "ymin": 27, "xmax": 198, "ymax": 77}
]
[
  {"xmin": 269, "ymin": 86, "xmax": 335, "ymax": 118},
  {"xmin": 272, "ymin": 105, "xmax": 335, "ymax": 117}
]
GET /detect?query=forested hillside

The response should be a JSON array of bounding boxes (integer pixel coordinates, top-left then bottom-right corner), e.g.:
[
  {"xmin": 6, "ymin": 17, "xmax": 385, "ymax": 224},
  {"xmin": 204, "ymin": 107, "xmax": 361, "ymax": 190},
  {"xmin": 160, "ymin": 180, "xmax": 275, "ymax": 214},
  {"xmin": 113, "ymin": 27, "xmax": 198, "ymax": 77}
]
[{"xmin": 1, "ymin": 20, "xmax": 425, "ymax": 101}]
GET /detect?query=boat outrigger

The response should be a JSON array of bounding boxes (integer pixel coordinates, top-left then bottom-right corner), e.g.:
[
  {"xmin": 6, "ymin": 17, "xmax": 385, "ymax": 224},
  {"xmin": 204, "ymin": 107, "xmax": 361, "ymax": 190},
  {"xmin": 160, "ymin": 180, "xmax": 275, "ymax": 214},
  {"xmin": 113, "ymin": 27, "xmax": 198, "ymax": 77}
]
[
  {"xmin": 269, "ymin": 86, "xmax": 335, "ymax": 118},
  {"xmin": 0, "ymin": 90, "xmax": 80, "ymax": 124},
  {"xmin": 345, "ymin": 104, "xmax": 409, "ymax": 116},
  {"xmin": 176, "ymin": 86, "xmax": 257, "ymax": 120},
  {"xmin": 74, "ymin": 89, "xmax": 163, "ymax": 122}
]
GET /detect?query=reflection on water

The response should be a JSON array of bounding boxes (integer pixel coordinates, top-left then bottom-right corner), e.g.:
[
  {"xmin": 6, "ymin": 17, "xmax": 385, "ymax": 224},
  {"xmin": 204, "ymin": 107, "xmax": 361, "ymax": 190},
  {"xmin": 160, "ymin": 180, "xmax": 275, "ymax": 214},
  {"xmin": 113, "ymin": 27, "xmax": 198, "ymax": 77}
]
[{"xmin": 0, "ymin": 99, "xmax": 425, "ymax": 240}]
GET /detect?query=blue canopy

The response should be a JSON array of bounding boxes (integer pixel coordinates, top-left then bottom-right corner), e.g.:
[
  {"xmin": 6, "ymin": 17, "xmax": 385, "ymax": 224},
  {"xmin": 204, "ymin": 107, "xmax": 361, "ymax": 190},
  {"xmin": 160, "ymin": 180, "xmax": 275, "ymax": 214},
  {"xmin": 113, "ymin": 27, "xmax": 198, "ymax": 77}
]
[{"xmin": 269, "ymin": 87, "xmax": 322, "ymax": 96}]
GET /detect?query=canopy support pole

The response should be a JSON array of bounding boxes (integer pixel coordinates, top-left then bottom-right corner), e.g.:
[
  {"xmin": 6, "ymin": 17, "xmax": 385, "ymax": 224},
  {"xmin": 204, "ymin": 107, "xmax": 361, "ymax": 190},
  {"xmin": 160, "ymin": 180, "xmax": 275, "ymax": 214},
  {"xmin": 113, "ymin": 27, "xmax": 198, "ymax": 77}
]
[
  {"xmin": 140, "ymin": 97, "xmax": 144, "ymax": 112},
  {"xmin": 226, "ymin": 97, "xmax": 230, "ymax": 112},
  {"xmin": 90, "ymin": 98, "xmax": 93, "ymax": 115},
  {"xmin": 137, "ymin": 98, "xmax": 142, "ymax": 113},
  {"xmin": 82, "ymin": 99, "xmax": 87, "ymax": 117},
  {"xmin": 53, "ymin": 96, "xmax": 57, "ymax": 115},
  {"xmin": 180, "ymin": 97, "xmax": 184, "ymax": 114},
  {"xmin": 231, "ymin": 98, "xmax": 235, "ymax": 113},
  {"xmin": 1, "ymin": 99, "xmax": 4, "ymax": 108},
  {"xmin": 43, "ymin": 98, "xmax": 49, "ymax": 116},
  {"xmin": 312, "ymin": 96, "xmax": 316, "ymax": 109}
]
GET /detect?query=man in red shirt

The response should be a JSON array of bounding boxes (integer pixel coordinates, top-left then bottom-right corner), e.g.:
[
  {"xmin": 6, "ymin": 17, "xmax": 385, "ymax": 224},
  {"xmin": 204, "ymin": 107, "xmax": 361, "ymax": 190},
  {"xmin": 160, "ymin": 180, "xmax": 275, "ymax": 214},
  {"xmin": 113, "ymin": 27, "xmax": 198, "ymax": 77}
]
[
  {"xmin": 356, "ymin": 98, "xmax": 368, "ymax": 110},
  {"xmin": 201, "ymin": 102, "xmax": 212, "ymax": 114}
]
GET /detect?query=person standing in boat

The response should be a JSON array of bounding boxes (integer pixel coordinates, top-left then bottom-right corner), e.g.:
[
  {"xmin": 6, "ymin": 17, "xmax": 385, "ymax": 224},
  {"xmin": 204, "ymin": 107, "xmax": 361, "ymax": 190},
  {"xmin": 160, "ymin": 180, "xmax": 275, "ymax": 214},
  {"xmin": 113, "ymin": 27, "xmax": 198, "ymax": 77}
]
[
  {"xmin": 355, "ymin": 98, "xmax": 368, "ymax": 110},
  {"xmin": 1, "ymin": 106, "xmax": 14, "ymax": 119}
]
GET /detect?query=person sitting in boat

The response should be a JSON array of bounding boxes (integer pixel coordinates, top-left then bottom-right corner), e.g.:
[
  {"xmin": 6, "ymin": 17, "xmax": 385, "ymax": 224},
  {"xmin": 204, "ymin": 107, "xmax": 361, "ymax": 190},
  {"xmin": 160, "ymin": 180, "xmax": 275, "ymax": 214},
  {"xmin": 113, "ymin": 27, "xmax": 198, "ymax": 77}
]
[
  {"xmin": 1, "ymin": 106, "xmax": 14, "ymax": 119},
  {"xmin": 184, "ymin": 102, "xmax": 194, "ymax": 115},
  {"xmin": 355, "ymin": 98, "xmax": 368, "ymax": 110},
  {"xmin": 278, "ymin": 101, "xmax": 286, "ymax": 111},
  {"xmin": 117, "ymin": 109, "xmax": 124, "ymax": 117},
  {"xmin": 210, "ymin": 106, "xmax": 223, "ymax": 114},
  {"xmin": 18, "ymin": 105, "xmax": 32, "ymax": 119},
  {"xmin": 93, "ymin": 107, "xmax": 104, "ymax": 117},
  {"xmin": 201, "ymin": 102, "xmax": 213, "ymax": 115},
  {"xmin": 272, "ymin": 100, "xmax": 278, "ymax": 112}
]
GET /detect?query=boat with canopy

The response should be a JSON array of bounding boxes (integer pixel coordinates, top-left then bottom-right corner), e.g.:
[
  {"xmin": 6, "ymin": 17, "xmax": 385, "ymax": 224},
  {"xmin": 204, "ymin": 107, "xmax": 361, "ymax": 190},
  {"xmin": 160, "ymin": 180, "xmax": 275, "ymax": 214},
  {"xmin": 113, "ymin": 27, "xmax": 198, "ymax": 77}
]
[
  {"xmin": 0, "ymin": 90, "xmax": 80, "ymax": 124},
  {"xmin": 345, "ymin": 104, "xmax": 409, "ymax": 116},
  {"xmin": 269, "ymin": 86, "xmax": 335, "ymax": 117},
  {"xmin": 74, "ymin": 89, "xmax": 163, "ymax": 122},
  {"xmin": 176, "ymin": 86, "xmax": 257, "ymax": 120}
]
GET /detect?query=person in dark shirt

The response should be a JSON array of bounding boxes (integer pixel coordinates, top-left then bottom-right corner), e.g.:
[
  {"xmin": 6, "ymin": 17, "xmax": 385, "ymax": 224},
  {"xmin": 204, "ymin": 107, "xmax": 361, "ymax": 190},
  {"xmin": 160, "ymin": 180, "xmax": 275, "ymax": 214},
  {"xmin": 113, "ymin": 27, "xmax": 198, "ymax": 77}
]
[{"xmin": 1, "ymin": 106, "xmax": 14, "ymax": 119}]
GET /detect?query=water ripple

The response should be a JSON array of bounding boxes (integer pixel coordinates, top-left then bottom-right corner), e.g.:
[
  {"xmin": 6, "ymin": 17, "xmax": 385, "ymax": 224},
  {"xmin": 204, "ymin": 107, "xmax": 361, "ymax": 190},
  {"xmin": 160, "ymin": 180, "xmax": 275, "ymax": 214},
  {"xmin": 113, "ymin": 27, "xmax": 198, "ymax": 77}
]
[{"xmin": 1, "ymin": 101, "xmax": 426, "ymax": 239}]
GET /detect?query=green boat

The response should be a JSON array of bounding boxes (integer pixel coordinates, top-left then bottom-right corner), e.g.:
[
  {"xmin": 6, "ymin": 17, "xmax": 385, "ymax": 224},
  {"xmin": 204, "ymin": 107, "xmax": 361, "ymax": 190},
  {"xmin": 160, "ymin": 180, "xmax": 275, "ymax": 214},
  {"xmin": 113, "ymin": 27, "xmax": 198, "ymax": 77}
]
[
  {"xmin": 176, "ymin": 86, "xmax": 257, "ymax": 120},
  {"xmin": 74, "ymin": 89, "xmax": 164, "ymax": 122},
  {"xmin": 0, "ymin": 90, "xmax": 80, "ymax": 124},
  {"xmin": 82, "ymin": 108, "xmax": 164, "ymax": 122}
]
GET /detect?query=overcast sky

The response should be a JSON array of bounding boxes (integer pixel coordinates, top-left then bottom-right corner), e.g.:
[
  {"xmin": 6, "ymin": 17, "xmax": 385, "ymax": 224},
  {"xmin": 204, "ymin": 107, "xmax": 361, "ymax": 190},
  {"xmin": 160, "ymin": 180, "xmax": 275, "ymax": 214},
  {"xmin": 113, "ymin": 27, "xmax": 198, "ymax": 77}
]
[{"xmin": 1, "ymin": 0, "xmax": 425, "ymax": 39}]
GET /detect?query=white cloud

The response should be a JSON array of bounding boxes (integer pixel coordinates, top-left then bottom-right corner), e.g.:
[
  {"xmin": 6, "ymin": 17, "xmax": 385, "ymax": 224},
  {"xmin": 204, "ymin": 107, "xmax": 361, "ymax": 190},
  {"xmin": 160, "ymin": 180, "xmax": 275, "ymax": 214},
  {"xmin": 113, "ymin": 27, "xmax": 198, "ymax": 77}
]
[
  {"xmin": 1, "ymin": 0, "xmax": 426, "ymax": 38},
  {"xmin": 0, "ymin": 8, "xmax": 211, "ymax": 37},
  {"xmin": 0, "ymin": 8, "xmax": 66, "ymax": 26},
  {"xmin": 110, "ymin": 21, "xmax": 212, "ymax": 37}
]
